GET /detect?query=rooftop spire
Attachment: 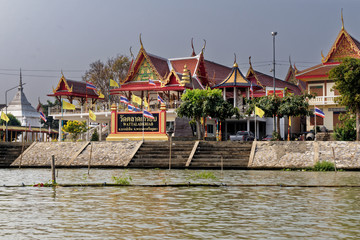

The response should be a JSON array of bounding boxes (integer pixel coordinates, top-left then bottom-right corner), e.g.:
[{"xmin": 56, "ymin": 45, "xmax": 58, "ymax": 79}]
[
  {"xmin": 201, "ymin": 39, "xmax": 206, "ymax": 54},
  {"xmin": 139, "ymin": 33, "xmax": 144, "ymax": 49},
  {"xmin": 19, "ymin": 68, "xmax": 23, "ymax": 92},
  {"xmin": 191, "ymin": 38, "xmax": 196, "ymax": 56},
  {"xmin": 233, "ymin": 53, "xmax": 238, "ymax": 67},
  {"xmin": 341, "ymin": 8, "xmax": 344, "ymax": 30},
  {"xmin": 249, "ymin": 56, "xmax": 253, "ymax": 68}
]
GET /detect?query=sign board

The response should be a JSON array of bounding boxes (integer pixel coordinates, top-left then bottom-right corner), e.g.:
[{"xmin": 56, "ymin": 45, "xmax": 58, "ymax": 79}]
[{"xmin": 117, "ymin": 113, "xmax": 159, "ymax": 132}]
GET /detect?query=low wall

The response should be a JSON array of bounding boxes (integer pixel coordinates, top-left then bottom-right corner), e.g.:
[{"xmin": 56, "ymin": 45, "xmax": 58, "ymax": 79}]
[
  {"xmin": 249, "ymin": 141, "xmax": 360, "ymax": 169},
  {"xmin": 11, "ymin": 141, "xmax": 142, "ymax": 167}
]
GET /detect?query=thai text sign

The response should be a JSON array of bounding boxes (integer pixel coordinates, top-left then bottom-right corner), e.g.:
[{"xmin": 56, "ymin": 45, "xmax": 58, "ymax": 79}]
[{"xmin": 117, "ymin": 113, "xmax": 159, "ymax": 132}]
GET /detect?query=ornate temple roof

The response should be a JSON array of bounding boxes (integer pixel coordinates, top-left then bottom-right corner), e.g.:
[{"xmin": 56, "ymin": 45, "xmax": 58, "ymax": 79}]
[
  {"xmin": 246, "ymin": 61, "xmax": 301, "ymax": 96},
  {"xmin": 111, "ymin": 38, "xmax": 232, "ymax": 95},
  {"xmin": 213, "ymin": 61, "xmax": 253, "ymax": 89},
  {"xmin": 48, "ymin": 75, "xmax": 100, "ymax": 101},
  {"xmin": 296, "ymin": 13, "xmax": 360, "ymax": 81}
]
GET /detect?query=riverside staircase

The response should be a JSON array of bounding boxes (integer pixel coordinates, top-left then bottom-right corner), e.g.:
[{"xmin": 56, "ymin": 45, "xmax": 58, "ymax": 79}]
[
  {"xmin": 188, "ymin": 141, "xmax": 252, "ymax": 169},
  {"xmin": 0, "ymin": 142, "xmax": 31, "ymax": 167},
  {"xmin": 128, "ymin": 141, "xmax": 194, "ymax": 168},
  {"xmin": 127, "ymin": 141, "xmax": 252, "ymax": 169}
]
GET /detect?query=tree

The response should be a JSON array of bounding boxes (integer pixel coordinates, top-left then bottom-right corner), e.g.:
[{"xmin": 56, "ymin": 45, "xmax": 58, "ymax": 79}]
[
  {"xmin": 62, "ymin": 120, "xmax": 88, "ymax": 141},
  {"xmin": 40, "ymin": 100, "xmax": 60, "ymax": 130},
  {"xmin": 0, "ymin": 113, "xmax": 21, "ymax": 141},
  {"xmin": 82, "ymin": 55, "xmax": 131, "ymax": 102},
  {"xmin": 0, "ymin": 113, "xmax": 21, "ymax": 126},
  {"xmin": 329, "ymin": 57, "xmax": 360, "ymax": 141},
  {"xmin": 246, "ymin": 92, "xmax": 314, "ymax": 139},
  {"xmin": 177, "ymin": 88, "xmax": 239, "ymax": 140},
  {"xmin": 333, "ymin": 112, "xmax": 356, "ymax": 141}
]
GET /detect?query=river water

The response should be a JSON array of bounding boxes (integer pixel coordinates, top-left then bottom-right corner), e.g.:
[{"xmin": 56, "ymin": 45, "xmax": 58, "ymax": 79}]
[{"xmin": 0, "ymin": 168, "xmax": 360, "ymax": 239}]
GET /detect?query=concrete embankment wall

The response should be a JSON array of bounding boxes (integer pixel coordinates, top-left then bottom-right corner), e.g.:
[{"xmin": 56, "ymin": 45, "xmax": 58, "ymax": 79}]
[
  {"xmin": 249, "ymin": 141, "xmax": 360, "ymax": 169},
  {"xmin": 9, "ymin": 141, "xmax": 360, "ymax": 169},
  {"xmin": 11, "ymin": 141, "xmax": 142, "ymax": 167}
]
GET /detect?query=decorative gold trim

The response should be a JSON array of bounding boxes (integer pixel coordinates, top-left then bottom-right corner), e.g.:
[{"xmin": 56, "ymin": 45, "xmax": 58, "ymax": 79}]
[
  {"xmin": 121, "ymin": 47, "xmax": 163, "ymax": 85},
  {"xmin": 54, "ymin": 75, "xmax": 72, "ymax": 92},
  {"xmin": 322, "ymin": 28, "xmax": 360, "ymax": 63}
]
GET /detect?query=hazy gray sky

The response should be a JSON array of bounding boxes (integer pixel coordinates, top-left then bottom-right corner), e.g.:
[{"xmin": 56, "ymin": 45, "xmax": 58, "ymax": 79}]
[{"xmin": 0, "ymin": 0, "xmax": 359, "ymax": 106}]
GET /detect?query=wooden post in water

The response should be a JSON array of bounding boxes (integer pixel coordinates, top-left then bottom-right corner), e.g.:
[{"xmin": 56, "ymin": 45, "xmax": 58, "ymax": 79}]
[
  {"xmin": 169, "ymin": 137, "xmax": 172, "ymax": 170},
  {"xmin": 51, "ymin": 155, "xmax": 56, "ymax": 184},
  {"xmin": 221, "ymin": 155, "xmax": 223, "ymax": 178},
  {"xmin": 19, "ymin": 134, "xmax": 25, "ymax": 168},
  {"xmin": 88, "ymin": 143, "xmax": 93, "ymax": 175}
]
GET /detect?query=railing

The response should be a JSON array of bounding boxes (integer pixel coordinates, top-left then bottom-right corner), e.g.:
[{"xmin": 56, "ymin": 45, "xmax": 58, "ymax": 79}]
[
  {"xmin": 308, "ymin": 95, "xmax": 340, "ymax": 105},
  {"xmin": 49, "ymin": 101, "xmax": 183, "ymax": 115}
]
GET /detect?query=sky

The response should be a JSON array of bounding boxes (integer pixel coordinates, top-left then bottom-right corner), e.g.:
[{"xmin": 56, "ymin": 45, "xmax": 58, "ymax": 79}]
[{"xmin": 0, "ymin": 0, "xmax": 359, "ymax": 107}]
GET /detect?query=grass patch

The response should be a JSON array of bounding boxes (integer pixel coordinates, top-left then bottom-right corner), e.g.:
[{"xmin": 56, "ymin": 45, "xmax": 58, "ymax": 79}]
[
  {"xmin": 111, "ymin": 170, "xmax": 133, "ymax": 185},
  {"xmin": 186, "ymin": 171, "xmax": 218, "ymax": 182}
]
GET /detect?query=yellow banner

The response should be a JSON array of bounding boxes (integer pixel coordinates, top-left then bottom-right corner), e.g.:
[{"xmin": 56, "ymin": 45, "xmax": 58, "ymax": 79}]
[
  {"xmin": 255, "ymin": 106, "xmax": 265, "ymax": 118},
  {"xmin": 62, "ymin": 100, "xmax": 76, "ymax": 110},
  {"xmin": 110, "ymin": 79, "xmax": 119, "ymax": 87},
  {"xmin": 89, "ymin": 110, "xmax": 96, "ymax": 121},
  {"xmin": 132, "ymin": 94, "xmax": 142, "ymax": 105},
  {"xmin": 289, "ymin": 117, "xmax": 291, "ymax": 127},
  {"xmin": 1, "ymin": 112, "xmax": 9, "ymax": 122},
  {"xmin": 143, "ymin": 97, "xmax": 149, "ymax": 108}
]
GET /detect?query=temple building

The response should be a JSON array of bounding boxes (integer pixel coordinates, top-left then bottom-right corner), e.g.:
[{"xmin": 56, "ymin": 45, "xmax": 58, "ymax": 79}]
[
  {"xmin": 246, "ymin": 58, "xmax": 304, "ymax": 138},
  {"xmin": 296, "ymin": 14, "xmax": 360, "ymax": 131},
  {"xmin": 3, "ymin": 72, "xmax": 40, "ymax": 128}
]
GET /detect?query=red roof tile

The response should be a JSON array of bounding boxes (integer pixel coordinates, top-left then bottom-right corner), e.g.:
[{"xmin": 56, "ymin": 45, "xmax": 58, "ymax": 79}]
[
  {"xmin": 296, "ymin": 63, "xmax": 338, "ymax": 79},
  {"xmin": 170, "ymin": 58, "xmax": 199, "ymax": 75},
  {"xmin": 147, "ymin": 54, "xmax": 169, "ymax": 78}
]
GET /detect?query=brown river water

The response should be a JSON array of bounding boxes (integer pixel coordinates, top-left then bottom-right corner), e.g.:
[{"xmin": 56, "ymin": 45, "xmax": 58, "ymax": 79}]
[{"xmin": 0, "ymin": 169, "xmax": 360, "ymax": 239}]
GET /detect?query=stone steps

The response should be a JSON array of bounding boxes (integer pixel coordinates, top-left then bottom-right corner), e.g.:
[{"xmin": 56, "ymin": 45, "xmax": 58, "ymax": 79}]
[
  {"xmin": 188, "ymin": 142, "xmax": 252, "ymax": 169},
  {"xmin": 128, "ymin": 141, "xmax": 193, "ymax": 168},
  {"xmin": 0, "ymin": 142, "xmax": 31, "ymax": 167},
  {"xmin": 127, "ymin": 141, "xmax": 253, "ymax": 169}
]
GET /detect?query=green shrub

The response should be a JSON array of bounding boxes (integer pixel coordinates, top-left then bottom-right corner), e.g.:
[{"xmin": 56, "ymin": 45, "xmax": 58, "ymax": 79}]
[
  {"xmin": 333, "ymin": 112, "xmax": 356, "ymax": 141},
  {"xmin": 91, "ymin": 129, "xmax": 99, "ymax": 141},
  {"xmin": 313, "ymin": 161, "xmax": 335, "ymax": 171}
]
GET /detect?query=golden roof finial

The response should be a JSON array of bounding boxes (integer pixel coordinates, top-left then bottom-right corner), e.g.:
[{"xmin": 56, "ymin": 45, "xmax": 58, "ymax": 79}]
[
  {"xmin": 341, "ymin": 8, "xmax": 344, "ymax": 30},
  {"xmin": 321, "ymin": 50, "xmax": 325, "ymax": 61},
  {"xmin": 249, "ymin": 56, "xmax": 252, "ymax": 68},
  {"xmin": 233, "ymin": 53, "xmax": 238, "ymax": 67},
  {"xmin": 289, "ymin": 55, "xmax": 292, "ymax": 66},
  {"xmin": 139, "ymin": 33, "xmax": 144, "ymax": 49}
]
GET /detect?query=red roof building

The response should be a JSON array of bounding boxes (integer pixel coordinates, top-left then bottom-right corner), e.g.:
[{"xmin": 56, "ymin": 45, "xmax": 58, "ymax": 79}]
[{"xmin": 295, "ymin": 14, "xmax": 360, "ymax": 131}]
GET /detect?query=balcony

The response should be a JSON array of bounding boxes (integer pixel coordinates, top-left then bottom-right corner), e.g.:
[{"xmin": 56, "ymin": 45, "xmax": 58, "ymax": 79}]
[{"xmin": 308, "ymin": 95, "xmax": 340, "ymax": 105}]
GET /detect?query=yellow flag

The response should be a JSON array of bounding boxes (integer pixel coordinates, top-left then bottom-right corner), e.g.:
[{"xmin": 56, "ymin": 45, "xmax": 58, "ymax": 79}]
[
  {"xmin": 255, "ymin": 106, "xmax": 265, "ymax": 118},
  {"xmin": 1, "ymin": 112, "xmax": 9, "ymax": 122},
  {"xmin": 89, "ymin": 110, "xmax": 96, "ymax": 121},
  {"xmin": 289, "ymin": 117, "xmax": 291, "ymax": 127},
  {"xmin": 98, "ymin": 91, "xmax": 105, "ymax": 98},
  {"xmin": 143, "ymin": 97, "xmax": 149, "ymax": 108},
  {"xmin": 110, "ymin": 79, "xmax": 119, "ymax": 87},
  {"xmin": 132, "ymin": 94, "xmax": 142, "ymax": 105},
  {"xmin": 62, "ymin": 100, "xmax": 76, "ymax": 110}
]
